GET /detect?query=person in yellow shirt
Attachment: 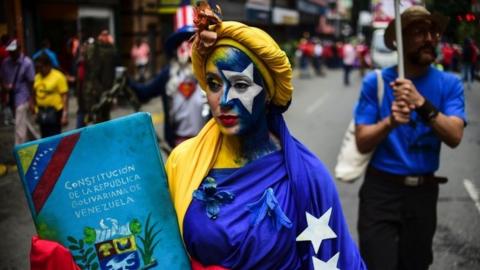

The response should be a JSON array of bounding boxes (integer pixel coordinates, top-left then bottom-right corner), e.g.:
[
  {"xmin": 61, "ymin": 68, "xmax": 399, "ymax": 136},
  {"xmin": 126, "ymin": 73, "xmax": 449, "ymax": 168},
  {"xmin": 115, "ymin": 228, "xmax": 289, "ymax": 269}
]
[{"xmin": 33, "ymin": 53, "xmax": 69, "ymax": 138}]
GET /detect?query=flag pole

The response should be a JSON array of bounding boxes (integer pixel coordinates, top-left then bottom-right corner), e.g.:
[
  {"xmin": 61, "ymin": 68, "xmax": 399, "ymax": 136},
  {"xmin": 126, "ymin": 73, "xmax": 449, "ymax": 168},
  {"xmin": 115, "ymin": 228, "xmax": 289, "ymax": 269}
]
[{"xmin": 394, "ymin": 0, "xmax": 405, "ymax": 78}]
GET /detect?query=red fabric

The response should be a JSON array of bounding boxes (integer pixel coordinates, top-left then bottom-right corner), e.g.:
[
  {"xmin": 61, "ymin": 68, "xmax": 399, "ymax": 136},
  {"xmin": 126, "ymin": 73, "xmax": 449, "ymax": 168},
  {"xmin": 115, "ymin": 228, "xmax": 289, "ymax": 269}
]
[
  {"xmin": 471, "ymin": 43, "xmax": 478, "ymax": 63},
  {"xmin": 77, "ymin": 61, "xmax": 85, "ymax": 82},
  {"xmin": 30, "ymin": 236, "xmax": 81, "ymax": 270},
  {"xmin": 337, "ymin": 44, "xmax": 345, "ymax": 58},
  {"xmin": 442, "ymin": 46, "xmax": 454, "ymax": 65},
  {"xmin": 0, "ymin": 89, "xmax": 8, "ymax": 105},
  {"xmin": 178, "ymin": 81, "xmax": 196, "ymax": 98},
  {"xmin": 191, "ymin": 258, "xmax": 230, "ymax": 270},
  {"xmin": 322, "ymin": 45, "xmax": 333, "ymax": 58},
  {"xmin": 0, "ymin": 46, "xmax": 8, "ymax": 61},
  {"xmin": 299, "ymin": 42, "xmax": 315, "ymax": 57}
]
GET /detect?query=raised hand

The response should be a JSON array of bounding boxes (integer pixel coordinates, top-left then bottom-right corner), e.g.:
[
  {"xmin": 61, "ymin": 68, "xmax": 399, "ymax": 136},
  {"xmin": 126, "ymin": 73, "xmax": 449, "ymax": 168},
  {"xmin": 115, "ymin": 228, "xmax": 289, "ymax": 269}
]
[
  {"xmin": 390, "ymin": 78, "xmax": 425, "ymax": 110},
  {"xmin": 390, "ymin": 100, "xmax": 411, "ymax": 126}
]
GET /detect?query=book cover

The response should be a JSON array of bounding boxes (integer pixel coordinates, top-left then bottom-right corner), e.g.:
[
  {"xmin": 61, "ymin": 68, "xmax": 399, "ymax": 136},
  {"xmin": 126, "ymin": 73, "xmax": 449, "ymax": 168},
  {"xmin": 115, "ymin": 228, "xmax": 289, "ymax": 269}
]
[{"xmin": 14, "ymin": 112, "xmax": 190, "ymax": 270}]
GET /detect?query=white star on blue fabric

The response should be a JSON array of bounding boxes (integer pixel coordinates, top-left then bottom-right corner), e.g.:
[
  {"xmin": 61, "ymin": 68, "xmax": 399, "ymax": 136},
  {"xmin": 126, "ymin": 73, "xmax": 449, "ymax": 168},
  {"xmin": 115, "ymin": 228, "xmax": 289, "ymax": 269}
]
[
  {"xmin": 29, "ymin": 147, "xmax": 55, "ymax": 185},
  {"xmin": 312, "ymin": 252, "xmax": 340, "ymax": 270},
  {"xmin": 221, "ymin": 63, "xmax": 263, "ymax": 113},
  {"xmin": 296, "ymin": 208, "xmax": 337, "ymax": 253}
]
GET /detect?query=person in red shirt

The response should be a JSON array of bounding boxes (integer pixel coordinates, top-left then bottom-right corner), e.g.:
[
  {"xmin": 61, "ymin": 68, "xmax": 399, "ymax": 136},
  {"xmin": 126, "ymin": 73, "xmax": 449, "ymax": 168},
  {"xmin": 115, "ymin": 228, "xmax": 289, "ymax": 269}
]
[
  {"xmin": 441, "ymin": 42, "xmax": 454, "ymax": 71},
  {"xmin": 297, "ymin": 35, "xmax": 315, "ymax": 78}
]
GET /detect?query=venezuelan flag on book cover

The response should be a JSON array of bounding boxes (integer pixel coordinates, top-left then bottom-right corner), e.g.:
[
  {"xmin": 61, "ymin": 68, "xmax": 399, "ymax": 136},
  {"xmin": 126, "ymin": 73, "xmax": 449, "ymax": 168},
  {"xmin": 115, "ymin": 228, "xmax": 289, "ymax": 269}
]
[{"xmin": 14, "ymin": 112, "xmax": 189, "ymax": 270}]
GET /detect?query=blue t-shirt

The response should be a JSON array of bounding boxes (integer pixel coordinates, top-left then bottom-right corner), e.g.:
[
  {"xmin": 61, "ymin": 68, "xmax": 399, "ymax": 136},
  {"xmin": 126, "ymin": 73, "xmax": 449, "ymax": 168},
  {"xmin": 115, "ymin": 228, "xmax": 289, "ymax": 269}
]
[{"xmin": 354, "ymin": 66, "xmax": 466, "ymax": 175}]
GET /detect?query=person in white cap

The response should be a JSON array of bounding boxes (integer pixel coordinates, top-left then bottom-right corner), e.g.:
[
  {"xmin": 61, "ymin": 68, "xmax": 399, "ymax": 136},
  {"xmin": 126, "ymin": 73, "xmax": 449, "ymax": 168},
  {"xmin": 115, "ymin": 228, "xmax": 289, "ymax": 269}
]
[
  {"xmin": 0, "ymin": 39, "xmax": 37, "ymax": 144},
  {"xmin": 353, "ymin": 6, "xmax": 466, "ymax": 270}
]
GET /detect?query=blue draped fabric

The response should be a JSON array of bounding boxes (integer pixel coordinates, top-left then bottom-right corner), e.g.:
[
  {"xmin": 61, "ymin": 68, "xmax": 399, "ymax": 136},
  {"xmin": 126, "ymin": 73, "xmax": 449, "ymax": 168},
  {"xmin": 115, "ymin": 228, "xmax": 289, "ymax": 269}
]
[{"xmin": 183, "ymin": 114, "xmax": 366, "ymax": 269}]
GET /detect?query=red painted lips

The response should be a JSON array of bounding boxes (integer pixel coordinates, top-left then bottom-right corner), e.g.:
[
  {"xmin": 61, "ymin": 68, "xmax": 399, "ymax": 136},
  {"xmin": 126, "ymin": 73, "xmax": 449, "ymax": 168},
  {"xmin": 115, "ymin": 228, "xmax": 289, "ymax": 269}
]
[{"xmin": 218, "ymin": 115, "xmax": 238, "ymax": 127}]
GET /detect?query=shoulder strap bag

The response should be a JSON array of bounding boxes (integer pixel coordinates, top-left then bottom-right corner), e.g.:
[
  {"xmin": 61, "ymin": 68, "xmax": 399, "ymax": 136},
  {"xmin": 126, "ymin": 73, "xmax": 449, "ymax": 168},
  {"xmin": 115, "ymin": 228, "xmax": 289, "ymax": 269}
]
[{"xmin": 334, "ymin": 70, "xmax": 384, "ymax": 183}]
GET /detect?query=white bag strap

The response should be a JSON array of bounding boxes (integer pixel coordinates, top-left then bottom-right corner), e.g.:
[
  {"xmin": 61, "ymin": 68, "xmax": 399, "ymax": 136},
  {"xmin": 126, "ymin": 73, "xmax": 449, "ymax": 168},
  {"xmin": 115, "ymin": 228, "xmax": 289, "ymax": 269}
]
[{"xmin": 375, "ymin": 69, "xmax": 384, "ymax": 107}]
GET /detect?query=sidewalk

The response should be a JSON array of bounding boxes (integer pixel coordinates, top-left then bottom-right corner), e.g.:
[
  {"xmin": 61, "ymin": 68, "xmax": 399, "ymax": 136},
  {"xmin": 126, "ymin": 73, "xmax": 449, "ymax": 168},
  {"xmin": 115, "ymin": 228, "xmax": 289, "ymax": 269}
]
[{"xmin": 0, "ymin": 125, "xmax": 15, "ymax": 164}]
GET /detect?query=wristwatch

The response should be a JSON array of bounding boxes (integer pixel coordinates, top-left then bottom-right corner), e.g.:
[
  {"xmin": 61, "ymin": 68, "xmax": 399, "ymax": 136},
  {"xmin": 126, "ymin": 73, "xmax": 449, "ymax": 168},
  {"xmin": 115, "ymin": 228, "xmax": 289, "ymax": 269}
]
[{"xmin": 416, "ymin": 99, "xmax": 439, "ymax": 123}]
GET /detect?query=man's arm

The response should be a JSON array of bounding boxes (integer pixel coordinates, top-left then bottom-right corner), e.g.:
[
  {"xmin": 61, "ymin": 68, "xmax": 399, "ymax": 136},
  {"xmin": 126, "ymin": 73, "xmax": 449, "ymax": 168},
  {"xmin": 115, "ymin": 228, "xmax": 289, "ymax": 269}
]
[
  {"xmin": 58, "ymin": 72, "xmax": 69, "ymax": 126},
  {"xmin": 355, "ymin": 100, "xmax": 411, "ymax": 153},
  {"xmin": 61, "ymin": 93, "xmax": 69, "ymax": 126},
  {"xmin": 26, "ymin": 60, "xmax": 36, "ymax": 112},
  {"xmin": 429, "ymin": 114, "xmax": 464, "ymax": 148},
  {"xmin": 391, "ymin": 78, "xmax": 465, "ymax": 148},
  {"xmin": 128, "ymin": 66, "xmax": 169, "ymax": 101},
  {"xmin": 356, "ymin": 117, "xmax": 392, "ymax": 154}
]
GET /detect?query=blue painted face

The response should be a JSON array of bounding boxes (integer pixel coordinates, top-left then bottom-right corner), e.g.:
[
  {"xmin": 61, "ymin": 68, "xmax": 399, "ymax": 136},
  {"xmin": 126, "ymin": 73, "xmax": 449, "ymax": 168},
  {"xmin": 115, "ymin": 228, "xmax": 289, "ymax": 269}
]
[{"xmin": 205, "ymin": 46, "xmax": 267, "ymax": 136}]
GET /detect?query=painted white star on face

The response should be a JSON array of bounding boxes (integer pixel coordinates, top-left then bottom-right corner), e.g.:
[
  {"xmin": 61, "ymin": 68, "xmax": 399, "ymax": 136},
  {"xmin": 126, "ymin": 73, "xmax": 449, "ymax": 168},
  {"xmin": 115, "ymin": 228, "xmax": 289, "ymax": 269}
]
[
  {"xmin": 312, "ymin": 252, "xmax": 340, "ymax": 270},
  {"xmin": 296, "ymin": 208, "xmax": 337, "ymax": 253},
  {"xmin": 220, "ymin": 63, "xmax": 263, "ymax": 114}
]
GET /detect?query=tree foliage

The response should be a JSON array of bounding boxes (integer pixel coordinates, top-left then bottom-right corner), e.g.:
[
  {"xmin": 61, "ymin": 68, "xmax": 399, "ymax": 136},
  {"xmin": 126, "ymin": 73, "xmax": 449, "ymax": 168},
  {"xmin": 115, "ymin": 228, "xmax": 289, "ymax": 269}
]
[{"xmin": 426, "ymin": 0, "xmax": 477, "ymax": 44}]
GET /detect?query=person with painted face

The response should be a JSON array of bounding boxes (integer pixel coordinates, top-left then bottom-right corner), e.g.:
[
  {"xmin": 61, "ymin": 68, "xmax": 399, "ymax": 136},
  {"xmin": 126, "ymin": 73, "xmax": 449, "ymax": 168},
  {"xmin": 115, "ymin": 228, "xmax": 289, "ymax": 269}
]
[
  {"xmin": 354, "ymin": 6, "xmax": 466, "ymax": 270},
  {"xmin": 25, "ymin": 2, "xmax": 364, "ymax": 269},
  {"xmin": 129, "ymin": 4, "xmax": 208, "ymax": 148},
  {"xmin": 166, "ymin": 2, "xmax": 366, "ymax": 269}
]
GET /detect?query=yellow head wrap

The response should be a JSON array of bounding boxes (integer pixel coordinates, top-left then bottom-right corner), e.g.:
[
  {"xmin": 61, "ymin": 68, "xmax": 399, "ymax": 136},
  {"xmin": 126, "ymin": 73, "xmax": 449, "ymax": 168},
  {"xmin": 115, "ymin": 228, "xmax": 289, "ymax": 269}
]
[
  {"xmin": 192, "ymin": 21, "xmax": 293, "ymax": 107},
  {"xmin": 167, "ymin": 3, "xmax": 294, "ymax": 239}
]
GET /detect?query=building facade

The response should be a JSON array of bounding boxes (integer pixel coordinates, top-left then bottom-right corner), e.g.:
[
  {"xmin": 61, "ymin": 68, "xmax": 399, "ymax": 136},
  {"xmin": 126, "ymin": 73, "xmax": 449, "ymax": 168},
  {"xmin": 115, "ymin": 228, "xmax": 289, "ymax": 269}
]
[{"xmin": 0, "ymin": 0, "xmax": 349, "ymax": 74}]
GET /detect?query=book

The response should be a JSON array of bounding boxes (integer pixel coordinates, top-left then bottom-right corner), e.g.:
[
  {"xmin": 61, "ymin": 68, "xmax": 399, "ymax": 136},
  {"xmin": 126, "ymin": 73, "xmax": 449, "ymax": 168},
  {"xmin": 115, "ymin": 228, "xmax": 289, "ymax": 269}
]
[{"xmin": 14, "ymin": 112, "xmax": 190, "ymax": 270}]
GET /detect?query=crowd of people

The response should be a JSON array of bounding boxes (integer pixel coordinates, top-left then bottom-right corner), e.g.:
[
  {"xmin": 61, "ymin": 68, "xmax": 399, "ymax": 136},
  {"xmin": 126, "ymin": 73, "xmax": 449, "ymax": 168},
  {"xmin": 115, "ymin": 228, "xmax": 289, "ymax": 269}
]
[
  {"xmin": 0, "ymin": 30, "xmax": 117, "ymax": 176},
  {"xmin": 0, "ymin": 30, "xmax": 120, "ymax": 132},
  {"xmin": 128, "ymin": 5, "xmax": 208, "ymax": 149},
  {"xmin": 1, "ymin": 13, "xmax": 475, "ymax": 153},
  {"xmin": 0, "ymin": 21, "xmax": 212, "ymax": 157},
  {"xmin": 0, "ymin": 1, "xmax": 474, "ymax": 269},
  {"xmin": 295, "ymin": 35, "xmax": 371, "ymax": 83},
  {"xmin": 295, "ymin": 30, "xmax": 479, "ymax": 90}
]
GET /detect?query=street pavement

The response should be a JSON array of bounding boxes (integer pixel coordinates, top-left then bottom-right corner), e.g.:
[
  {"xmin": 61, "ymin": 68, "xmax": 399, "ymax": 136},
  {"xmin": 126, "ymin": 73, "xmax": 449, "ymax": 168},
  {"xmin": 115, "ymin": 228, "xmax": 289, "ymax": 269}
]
[{"xmin": 0, "ymin": 68, "xmax": 479, "ymax": 269}]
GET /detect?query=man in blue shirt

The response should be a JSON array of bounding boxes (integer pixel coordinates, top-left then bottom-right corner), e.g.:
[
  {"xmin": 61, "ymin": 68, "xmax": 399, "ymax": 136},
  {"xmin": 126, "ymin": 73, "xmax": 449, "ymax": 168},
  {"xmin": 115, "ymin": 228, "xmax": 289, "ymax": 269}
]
[{"xmin": 354, "ymin": 6, "xmax": 466, "ymax": 270}]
